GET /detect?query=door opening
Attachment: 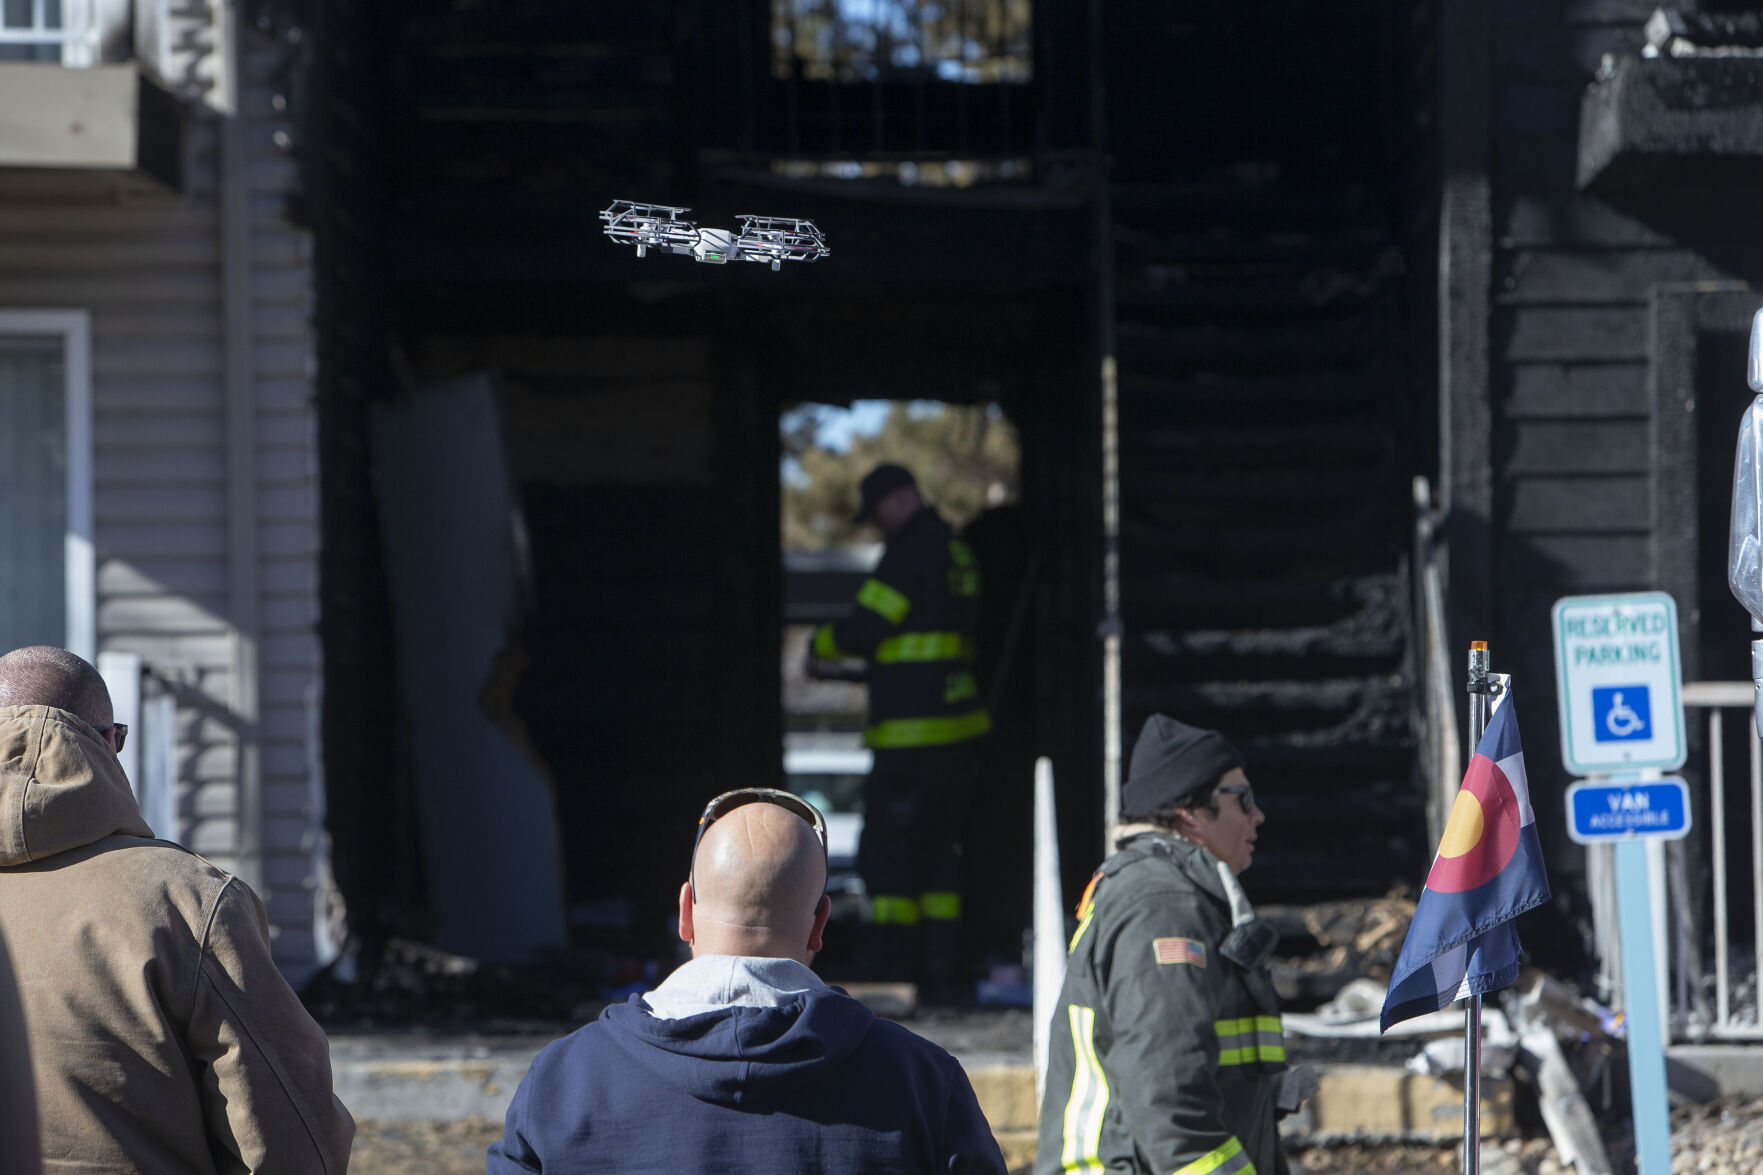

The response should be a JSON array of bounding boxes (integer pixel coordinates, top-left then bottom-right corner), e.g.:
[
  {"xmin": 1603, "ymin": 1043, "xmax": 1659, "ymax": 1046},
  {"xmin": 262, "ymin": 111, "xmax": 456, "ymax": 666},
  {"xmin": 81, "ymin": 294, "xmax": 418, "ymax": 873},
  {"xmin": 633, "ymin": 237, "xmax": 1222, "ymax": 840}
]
[{"xmin": 779, "ymin": 398, "xmax": 1026, "ymax": 976}]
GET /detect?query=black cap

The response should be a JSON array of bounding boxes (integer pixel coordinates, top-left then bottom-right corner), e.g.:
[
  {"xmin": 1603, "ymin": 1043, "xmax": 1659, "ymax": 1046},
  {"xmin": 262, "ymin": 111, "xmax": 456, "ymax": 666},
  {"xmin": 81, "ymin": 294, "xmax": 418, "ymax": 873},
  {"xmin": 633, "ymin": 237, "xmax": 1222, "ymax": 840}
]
[
  {"xmin": 853, "ymin": 464, "xmax": 917, "ymax": 524},
  {"xmin": 1120, "ymin": 715, "xmax": 1245, "ymax": 817}
]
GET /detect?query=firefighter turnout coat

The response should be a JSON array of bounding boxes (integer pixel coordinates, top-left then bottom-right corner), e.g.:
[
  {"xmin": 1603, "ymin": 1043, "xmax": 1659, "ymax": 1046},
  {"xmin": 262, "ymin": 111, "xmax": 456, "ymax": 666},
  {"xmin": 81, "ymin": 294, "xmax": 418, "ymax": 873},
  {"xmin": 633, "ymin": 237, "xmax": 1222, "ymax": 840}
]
[
  {"xmin": 813, "ymin": 506, "xmax": 989, "ymax": 750},
  {"xmin": 1036, "ymin": 831, "xmax": 1288, "ymax": 1175}
]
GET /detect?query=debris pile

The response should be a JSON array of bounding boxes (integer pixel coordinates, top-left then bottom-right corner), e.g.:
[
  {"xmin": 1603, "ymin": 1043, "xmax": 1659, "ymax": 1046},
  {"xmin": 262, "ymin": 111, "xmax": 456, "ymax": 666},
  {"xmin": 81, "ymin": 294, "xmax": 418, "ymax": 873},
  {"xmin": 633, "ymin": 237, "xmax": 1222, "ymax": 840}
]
[
  {"xmin": 1669, "ymin": 1098, "xmax": 1763, "ymax": 1175},
  {"xmin": 1265, "ymin": 895, "xmax": 1416, "ymax": 1009},
  {"xmin": 301, "ymin": 938, "xmax": 612, "ymax": 1029},
  {"xmin": 1280, "ymin": 968, "xmax": 1635, "ymax": 1170},
  {"xmin": 1287, "ymin": 1141, "xmax": 1456, "ymax": 1174},
  {"xmin": 1295, "ymin": 1107, "xmax": 1763, "ymax": 1175}
]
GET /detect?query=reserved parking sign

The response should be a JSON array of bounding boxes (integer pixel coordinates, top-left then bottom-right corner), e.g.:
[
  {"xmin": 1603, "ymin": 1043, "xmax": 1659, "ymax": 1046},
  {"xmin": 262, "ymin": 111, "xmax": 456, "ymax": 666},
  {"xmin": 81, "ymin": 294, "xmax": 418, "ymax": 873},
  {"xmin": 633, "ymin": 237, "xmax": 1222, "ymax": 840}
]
[{"xmin": 1551, "ymin": 592, "xmax": 1686, "ymax": 775}]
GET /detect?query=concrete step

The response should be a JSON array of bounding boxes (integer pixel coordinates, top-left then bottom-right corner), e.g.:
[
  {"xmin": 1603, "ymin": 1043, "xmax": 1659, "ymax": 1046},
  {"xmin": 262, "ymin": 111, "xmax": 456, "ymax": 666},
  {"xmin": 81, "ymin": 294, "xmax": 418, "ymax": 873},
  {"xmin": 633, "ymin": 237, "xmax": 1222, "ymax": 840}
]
[
  {"xmin": 1283, "ymin": 1064, "xmax": 1514, "ymax": 1144},
  {"xmin": 328, "ymin": 1029, "xmax": 1515, "ymax": 1163},
  {"xmin": 968, "ymin": 1064, "xmax": 1038, "ymax": 1169}
]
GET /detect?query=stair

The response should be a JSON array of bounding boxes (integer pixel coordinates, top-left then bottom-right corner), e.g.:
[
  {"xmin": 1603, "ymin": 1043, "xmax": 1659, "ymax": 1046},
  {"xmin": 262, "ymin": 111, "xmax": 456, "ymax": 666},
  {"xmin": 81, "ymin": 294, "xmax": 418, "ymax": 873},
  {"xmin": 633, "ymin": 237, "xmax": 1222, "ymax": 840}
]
[{"xmin": 1107, "ymin": 2, "xmax": 1422, "ymax": 900}]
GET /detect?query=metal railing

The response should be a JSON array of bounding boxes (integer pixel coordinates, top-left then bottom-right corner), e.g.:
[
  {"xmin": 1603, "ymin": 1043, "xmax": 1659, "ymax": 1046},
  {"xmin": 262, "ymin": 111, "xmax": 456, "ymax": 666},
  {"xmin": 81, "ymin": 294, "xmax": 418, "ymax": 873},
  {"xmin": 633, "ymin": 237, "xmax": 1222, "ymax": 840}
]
[
  {"xmin": 0, "ymin": 0, "xmax": 97, "ymax": 65},
  {"xmin": 1669, "ymin": 681, "xmax": 1763, "ymax": 1041},
  {"xmin": 96, "ymin": 651, "xmax": 181, "ymax": 844}
]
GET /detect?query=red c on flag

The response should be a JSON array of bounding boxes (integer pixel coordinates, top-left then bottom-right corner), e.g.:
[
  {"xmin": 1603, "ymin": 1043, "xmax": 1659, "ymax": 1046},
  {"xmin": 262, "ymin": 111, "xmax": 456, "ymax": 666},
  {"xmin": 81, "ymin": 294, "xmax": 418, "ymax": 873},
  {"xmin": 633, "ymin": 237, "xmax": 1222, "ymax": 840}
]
[{"xmin": 1426, "ymin": 754, "xmax": 1522, "ymax": 893}]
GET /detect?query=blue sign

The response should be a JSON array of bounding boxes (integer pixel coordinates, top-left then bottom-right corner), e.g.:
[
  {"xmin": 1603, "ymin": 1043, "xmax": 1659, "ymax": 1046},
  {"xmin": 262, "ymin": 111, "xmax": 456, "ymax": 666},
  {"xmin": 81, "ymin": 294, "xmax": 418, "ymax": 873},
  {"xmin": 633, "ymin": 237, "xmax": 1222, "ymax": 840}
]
[
  {"xmin": 1591, "ymin": 685, "xmax": 1651, "ymax": 742},
  {"xmin": 1565, "ymin": 778, "xmax": 1691, "ymax": 844}
]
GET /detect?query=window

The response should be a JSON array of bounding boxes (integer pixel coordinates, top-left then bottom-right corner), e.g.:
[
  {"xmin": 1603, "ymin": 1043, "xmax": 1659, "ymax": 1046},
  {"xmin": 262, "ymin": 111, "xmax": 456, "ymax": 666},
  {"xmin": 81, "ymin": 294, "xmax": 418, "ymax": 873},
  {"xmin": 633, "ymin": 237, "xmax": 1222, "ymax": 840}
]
[
  {"xmin": 773, "ymin": 0, "xmax": 1032, "ymax": 84},
  {"xmin": 753, "ymin": 0, "xmax": 1036, "ymax": 159},
  {"xmin": 0, "ymin": 311, "xmax": 93, "ymax": 659},
  {"xmin": 0, "ymin": 0, "xmax": 97, "ymax": 65}
]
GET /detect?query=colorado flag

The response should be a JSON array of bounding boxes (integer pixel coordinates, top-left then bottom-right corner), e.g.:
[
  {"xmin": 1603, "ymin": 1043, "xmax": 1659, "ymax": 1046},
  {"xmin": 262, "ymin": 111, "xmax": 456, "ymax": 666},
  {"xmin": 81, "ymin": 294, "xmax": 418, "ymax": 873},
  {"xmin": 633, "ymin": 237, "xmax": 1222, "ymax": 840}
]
[{"xmin": 1381, "ymin": 677, "xmax": 1551, "ymax": 1031}]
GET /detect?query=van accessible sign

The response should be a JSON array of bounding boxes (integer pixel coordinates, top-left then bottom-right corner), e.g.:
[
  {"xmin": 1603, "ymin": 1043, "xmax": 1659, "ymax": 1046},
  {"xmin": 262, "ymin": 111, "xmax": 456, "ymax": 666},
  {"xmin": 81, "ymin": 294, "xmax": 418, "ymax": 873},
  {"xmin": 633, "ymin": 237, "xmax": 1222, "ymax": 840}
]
[
  {"xmin": 1565, "ymin": 778, "xmax": 1692, "ymax": 844},
  {"xmin": 1551, "ymin": 592, "xmax": 1685, "ymax": 775}
]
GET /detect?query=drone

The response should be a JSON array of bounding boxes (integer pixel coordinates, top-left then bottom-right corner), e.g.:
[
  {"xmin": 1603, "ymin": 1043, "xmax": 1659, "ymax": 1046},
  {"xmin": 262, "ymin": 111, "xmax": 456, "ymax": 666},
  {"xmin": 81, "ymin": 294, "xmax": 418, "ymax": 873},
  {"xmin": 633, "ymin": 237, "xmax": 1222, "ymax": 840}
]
[{"xmin": 599, "ymin": 200, "xmax": 830, "ymax": 271}]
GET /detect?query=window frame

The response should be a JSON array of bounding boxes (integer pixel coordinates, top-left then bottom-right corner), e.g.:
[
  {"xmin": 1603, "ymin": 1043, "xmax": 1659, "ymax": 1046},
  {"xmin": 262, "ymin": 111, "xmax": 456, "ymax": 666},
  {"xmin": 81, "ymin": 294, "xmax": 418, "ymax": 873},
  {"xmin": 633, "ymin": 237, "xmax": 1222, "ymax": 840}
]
[{"xmin": 0, "ymin": 309, "xmax": 94, "ymax": 660}]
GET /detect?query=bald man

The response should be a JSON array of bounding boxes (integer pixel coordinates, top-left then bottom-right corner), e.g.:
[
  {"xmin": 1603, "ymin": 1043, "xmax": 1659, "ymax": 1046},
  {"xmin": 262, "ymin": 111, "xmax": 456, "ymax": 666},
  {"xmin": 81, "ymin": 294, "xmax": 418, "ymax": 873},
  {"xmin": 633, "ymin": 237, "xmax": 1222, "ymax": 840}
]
[
  {"xmin": 0, "ymin": 645, "xmax": 353, "ymax": 1174},
  {"xmin": 488, "ymin": 789, "xmax": 1008, "ymax": 1174}
]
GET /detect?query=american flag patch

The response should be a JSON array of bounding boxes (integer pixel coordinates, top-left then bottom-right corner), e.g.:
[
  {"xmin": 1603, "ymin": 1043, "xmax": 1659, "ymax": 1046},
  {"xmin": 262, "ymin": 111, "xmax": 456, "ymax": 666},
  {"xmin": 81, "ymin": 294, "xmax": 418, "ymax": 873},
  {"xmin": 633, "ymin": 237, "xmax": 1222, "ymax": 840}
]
[{"xmin": 1152, "ymin": 937, "xmax": 1206, "ymax": 966}]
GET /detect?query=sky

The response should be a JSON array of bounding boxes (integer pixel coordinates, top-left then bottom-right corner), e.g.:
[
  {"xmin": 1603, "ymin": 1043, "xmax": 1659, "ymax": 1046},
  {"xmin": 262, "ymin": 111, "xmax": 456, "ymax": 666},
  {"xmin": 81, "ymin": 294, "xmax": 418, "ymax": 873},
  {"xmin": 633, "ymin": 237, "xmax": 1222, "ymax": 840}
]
[
  {"xmin": 780, "ymin": 399, "xmax": 930, "ymax": 485},
  {"xmin": 794, "ymin": 400, "xmax": 894, "ymax": 452}
]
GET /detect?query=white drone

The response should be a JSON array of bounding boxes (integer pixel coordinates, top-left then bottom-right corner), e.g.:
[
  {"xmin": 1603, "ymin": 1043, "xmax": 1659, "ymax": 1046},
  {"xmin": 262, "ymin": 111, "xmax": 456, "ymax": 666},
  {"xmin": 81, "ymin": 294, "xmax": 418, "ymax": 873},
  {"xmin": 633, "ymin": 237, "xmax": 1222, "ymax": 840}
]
[{"xmin": 600, "ymin": 200, "xmax": 830, "ymax": 271}]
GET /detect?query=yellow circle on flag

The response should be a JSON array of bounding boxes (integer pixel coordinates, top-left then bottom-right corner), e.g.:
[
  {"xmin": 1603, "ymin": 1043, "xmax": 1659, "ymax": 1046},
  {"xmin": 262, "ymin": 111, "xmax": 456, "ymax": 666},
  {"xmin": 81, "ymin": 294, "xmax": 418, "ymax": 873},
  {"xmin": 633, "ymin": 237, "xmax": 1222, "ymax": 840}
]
[{"xmin": 1438, "ymin": 790, "xmax": 1485, "ymax": 858}]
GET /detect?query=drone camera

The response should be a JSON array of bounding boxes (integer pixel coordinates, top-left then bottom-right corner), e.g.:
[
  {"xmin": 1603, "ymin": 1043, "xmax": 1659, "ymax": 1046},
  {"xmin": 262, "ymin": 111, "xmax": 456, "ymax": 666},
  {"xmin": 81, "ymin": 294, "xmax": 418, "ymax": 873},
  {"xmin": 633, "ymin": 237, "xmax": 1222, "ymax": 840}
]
[{"xmin": 601, "ymin": 199, "xmax": 827, "ymax": 270}]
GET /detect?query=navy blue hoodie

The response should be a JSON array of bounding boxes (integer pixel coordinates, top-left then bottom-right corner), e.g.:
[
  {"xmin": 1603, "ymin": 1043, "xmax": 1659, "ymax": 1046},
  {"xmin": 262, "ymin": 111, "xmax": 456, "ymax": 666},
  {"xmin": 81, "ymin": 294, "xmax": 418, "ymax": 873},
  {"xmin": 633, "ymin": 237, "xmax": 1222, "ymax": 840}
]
[{"xmin": 486, "ymin": 981, "xmax": 1007, "ymax": 1174}]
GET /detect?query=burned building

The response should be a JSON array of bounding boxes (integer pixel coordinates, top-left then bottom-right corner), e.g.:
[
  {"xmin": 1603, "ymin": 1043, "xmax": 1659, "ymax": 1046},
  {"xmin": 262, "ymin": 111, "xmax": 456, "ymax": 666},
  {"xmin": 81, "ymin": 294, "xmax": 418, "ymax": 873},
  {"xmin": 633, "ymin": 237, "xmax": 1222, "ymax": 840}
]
[{"xmin": 269, "ymin": 0, "xmax": 1763, "ymax": 996}]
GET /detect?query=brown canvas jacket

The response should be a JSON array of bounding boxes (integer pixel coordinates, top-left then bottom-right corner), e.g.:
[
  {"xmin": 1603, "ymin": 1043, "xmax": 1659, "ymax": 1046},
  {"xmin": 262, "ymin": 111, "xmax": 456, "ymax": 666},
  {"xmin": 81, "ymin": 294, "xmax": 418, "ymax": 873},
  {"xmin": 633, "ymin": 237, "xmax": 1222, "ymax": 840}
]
[{"xmin": 0, "ymin": 704, "xmax": 354, "ymax": 1173}]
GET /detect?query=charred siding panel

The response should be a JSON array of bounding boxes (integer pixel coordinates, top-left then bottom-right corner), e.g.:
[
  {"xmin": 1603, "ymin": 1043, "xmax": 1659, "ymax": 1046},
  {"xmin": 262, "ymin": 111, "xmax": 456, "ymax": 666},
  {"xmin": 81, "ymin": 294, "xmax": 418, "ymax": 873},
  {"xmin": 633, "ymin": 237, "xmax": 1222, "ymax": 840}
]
[
  {"xmin": 1486, "ymin": 4, "xmax": 1740, "ymax": 908},
  {"xmin": 0, "ymin": 45, "xmax": 325, "ymax": 982}
]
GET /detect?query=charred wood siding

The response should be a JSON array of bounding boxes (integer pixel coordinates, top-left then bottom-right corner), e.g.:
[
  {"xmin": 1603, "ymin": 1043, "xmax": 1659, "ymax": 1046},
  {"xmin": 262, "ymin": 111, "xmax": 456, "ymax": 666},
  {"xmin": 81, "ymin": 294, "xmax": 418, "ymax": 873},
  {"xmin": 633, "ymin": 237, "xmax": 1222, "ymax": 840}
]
[
  {"xmin": 383, "ymin": 1, "xmax": 785, "ymax": 946},
  {"xmin": 1106, "ymin": 0, "xmax": 1423, "ymax": 899},
  {"xmin": 392, "ymin": 1, "xmax": 680, "ymax": 337},
  {"xmin": 308, "ymin": 0, "xmax": 404, "ymax": 955},
  {"xmin": 1486, "ymin": 0, "xmax": 1743, "ymax": 889}
]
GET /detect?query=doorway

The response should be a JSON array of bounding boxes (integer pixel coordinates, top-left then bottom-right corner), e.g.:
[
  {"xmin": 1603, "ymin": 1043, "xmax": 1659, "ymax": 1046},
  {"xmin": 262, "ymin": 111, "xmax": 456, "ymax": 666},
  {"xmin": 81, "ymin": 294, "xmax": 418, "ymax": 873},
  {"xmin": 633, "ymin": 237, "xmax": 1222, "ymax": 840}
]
[{"xmin": 779, "ymin": 398, "xmax": 1027, "ymax": 973}]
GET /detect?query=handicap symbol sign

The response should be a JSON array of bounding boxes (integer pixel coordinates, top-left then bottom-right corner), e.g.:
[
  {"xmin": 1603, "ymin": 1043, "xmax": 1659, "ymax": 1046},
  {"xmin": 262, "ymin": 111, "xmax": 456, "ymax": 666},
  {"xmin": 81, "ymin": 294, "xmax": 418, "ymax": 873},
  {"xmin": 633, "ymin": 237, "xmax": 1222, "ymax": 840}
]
[{"xmin": 1592, "ymin": 685, "xmax": 1651, "ymax": 743}]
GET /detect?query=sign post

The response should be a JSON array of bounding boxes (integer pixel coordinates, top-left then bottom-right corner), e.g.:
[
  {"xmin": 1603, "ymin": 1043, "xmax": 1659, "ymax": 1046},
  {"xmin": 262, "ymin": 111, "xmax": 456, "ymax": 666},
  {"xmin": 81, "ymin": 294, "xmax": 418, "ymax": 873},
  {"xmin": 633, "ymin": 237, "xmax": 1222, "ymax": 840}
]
[
  {"xmin": 1613, "ymin": 828, "xmax": 1673, "ymax": 1175},
  {"xmin": 1553, "ymin": 592, "xmax": 1684, "ymax": 1175}
]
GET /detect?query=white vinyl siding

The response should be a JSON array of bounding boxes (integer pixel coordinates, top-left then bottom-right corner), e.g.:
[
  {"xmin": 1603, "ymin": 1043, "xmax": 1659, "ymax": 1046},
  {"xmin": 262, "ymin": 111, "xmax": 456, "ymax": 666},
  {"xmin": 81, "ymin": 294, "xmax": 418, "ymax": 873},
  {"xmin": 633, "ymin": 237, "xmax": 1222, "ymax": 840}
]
[{"xmin": 0, "ymin": 39, "xmax": 326, "ymax": 983}]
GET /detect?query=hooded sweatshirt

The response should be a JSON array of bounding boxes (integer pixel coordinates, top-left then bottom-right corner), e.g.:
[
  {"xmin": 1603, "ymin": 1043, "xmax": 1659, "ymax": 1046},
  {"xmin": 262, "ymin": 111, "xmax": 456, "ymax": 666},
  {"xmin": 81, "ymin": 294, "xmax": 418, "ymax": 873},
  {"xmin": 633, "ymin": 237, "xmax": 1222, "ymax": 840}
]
[
  {"xmin": 0, "ymin": 704, "xmax": 353, "ymax": 1174},
  {"xmin": 488, "ymin": 955, "xmax": 1008, "ymax": 1174}
]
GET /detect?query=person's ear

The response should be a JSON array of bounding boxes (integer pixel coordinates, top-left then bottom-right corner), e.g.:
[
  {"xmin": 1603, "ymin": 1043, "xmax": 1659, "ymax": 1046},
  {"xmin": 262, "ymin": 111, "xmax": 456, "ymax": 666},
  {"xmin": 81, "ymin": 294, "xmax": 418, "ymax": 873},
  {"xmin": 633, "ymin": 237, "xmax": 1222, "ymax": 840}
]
[
  {"xmin": 806, "ymin": 894, "xmax": 832, "ymax": 953},
  {"xmin": 677, "ymin": 881, "xmax": 695, "ymax": 945}
]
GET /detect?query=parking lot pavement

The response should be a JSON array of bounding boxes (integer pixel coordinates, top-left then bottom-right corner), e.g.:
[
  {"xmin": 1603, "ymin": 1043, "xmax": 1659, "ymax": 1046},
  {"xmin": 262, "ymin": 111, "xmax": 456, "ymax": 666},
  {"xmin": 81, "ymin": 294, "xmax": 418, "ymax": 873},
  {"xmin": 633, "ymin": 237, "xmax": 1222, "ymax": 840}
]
[{"xmin": 351, "ymin": 1117, "xmax": 504, "ymax": 1175}]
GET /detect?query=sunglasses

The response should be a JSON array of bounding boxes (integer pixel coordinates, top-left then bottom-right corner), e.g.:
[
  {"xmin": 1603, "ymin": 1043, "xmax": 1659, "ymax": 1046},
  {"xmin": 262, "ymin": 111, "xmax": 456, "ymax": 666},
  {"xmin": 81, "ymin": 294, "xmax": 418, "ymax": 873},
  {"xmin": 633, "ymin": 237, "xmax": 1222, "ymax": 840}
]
[
  {"xmin": 689, "ymin": 787, "xmax": 828, "ymax": 901},
  {"xmin": 1214, "ymin": 782, "xmax": 1255, "ymax": 815},
  {"xmin": 109, "ymin": 722, "xmax": 128, "ymax": 753}
]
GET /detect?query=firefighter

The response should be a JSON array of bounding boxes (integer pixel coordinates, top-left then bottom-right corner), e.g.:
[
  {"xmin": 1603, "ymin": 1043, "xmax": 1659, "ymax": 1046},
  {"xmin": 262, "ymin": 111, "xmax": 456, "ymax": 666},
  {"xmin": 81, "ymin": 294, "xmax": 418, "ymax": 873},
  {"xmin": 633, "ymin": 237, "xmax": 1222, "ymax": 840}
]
[
  {"xmin": 809, "ymin": 464, "xmax": 990, "ymax": 986},
  {"xmin": 1035, "ymin": 715, "xmax": 1313, "ymax": 1175}
]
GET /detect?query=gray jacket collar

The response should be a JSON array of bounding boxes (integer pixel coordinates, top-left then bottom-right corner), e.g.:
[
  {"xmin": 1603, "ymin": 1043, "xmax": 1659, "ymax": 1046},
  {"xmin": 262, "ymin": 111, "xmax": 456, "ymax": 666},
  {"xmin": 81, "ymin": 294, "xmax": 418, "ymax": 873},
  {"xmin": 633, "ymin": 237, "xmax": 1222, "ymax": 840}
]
[{"xmin": 642, "ymin": 955, "xmax": 826, "ymax": 1020}]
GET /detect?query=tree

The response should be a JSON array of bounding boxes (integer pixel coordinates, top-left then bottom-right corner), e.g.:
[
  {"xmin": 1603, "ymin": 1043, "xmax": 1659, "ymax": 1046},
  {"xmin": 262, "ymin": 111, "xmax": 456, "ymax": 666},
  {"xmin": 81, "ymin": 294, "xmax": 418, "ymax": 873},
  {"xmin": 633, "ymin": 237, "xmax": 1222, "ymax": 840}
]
[{"xmin": 781, "ymin": 401, "xmax": 1018, "ymax": 550}]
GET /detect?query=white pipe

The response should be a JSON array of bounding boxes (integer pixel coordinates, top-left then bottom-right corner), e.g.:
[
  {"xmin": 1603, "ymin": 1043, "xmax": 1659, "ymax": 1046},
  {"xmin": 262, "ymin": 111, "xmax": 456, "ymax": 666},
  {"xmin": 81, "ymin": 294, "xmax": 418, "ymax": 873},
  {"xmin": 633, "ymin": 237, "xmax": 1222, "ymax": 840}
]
[
  {"xmin": 1100, "ymin": 351, "xmax": 1121, "ymax": 852},
  {"xmin": 1033, "ymin": 756, "xmax": 1065, "ymax": 1101},
  {"xmin": 1712, "ymin": 708, "xmax": 1730, "ymax": 1028},
  {"xmin": 1752, "ymin": 726, "xmax": 1763, "ymax": 1026}
]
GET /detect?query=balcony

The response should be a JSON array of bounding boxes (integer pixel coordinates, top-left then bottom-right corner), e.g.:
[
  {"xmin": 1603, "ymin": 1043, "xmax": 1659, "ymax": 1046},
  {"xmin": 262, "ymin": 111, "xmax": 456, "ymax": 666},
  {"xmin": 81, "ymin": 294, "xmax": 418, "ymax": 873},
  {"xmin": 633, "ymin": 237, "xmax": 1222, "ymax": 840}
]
[{"xmin": 0, "ymin": 0, "xmax": 234, "ymax": 188}]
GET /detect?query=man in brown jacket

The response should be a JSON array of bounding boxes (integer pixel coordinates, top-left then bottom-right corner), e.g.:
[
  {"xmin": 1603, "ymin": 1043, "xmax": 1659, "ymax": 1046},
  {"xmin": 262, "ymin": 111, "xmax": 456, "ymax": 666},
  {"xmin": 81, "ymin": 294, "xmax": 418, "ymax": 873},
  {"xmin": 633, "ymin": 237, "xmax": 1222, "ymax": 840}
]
[
  {"xmin": 0, "ymin": 923, "xmax": 40, "ymax": 1175},
  {"xmin": 0, "ymin": 646, "xmax": 354, "ymax": 1173}
]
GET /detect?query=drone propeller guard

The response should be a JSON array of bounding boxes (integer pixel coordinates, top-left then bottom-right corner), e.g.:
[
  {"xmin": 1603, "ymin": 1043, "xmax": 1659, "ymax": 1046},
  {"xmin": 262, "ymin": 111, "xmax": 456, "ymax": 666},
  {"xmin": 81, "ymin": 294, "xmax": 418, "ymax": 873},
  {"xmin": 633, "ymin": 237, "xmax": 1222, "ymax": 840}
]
[{"xmin": 601, "ymin": 200, "xmax": 828, "ymax": 269}]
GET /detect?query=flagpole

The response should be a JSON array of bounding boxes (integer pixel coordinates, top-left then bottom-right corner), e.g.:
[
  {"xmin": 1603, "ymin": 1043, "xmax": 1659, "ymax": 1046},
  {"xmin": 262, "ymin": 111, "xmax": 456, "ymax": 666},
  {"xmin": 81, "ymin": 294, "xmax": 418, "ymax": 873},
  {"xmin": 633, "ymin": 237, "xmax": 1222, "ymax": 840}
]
[{"xmin": 1463, "ymin": 640, "xmax": 1492, "ymax": 1175}]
